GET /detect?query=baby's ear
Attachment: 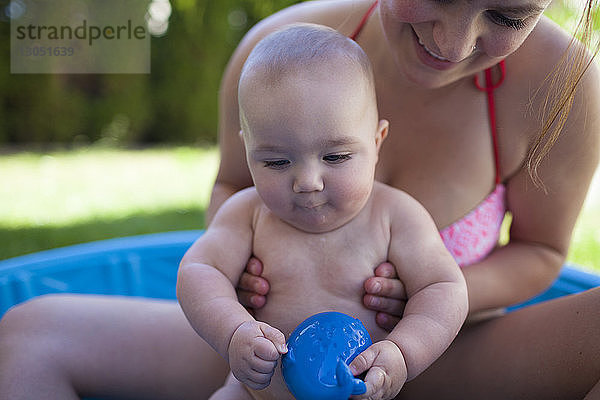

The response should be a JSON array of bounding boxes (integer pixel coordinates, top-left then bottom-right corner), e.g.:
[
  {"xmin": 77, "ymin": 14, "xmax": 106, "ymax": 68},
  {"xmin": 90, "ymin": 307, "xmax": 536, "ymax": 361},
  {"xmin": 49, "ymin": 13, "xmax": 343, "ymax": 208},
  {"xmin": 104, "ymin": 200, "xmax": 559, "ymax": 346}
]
[{"xmin": 375, "ymin": 119, "xmax": 389, "ymax": 153}]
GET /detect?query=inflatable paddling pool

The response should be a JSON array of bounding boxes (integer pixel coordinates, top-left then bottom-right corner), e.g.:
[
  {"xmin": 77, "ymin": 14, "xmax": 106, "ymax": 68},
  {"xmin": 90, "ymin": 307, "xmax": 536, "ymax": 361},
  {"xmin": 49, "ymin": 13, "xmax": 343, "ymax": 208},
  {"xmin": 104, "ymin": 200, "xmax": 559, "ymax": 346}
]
[
  {"xmin": 1, "ymin": 230, "xmax": 599, "ymax": 317},
  {"xmin": 0, "ymin": 230, "xmax": 598, "ymax": 400}
]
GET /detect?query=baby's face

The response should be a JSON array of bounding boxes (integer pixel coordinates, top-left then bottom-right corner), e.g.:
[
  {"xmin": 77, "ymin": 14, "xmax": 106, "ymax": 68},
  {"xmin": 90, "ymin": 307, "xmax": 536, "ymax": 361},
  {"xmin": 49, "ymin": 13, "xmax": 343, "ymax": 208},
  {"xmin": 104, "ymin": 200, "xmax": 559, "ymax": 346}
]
[{"xmin": 241, "ymin": 69, "xmax": 386, "ymax": 233}]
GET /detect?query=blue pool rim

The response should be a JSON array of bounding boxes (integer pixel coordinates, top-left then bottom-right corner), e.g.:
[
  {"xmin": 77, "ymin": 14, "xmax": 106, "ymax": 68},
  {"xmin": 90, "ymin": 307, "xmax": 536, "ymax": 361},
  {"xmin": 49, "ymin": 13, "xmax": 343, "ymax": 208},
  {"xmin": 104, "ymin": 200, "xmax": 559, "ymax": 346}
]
[
  {"xmin": 0, "ymin": 230, "xmax": 203, "ymax": 316},
  {"xmin": 0, "ymin": 230, "xmax": 599, "ymax": 317}
]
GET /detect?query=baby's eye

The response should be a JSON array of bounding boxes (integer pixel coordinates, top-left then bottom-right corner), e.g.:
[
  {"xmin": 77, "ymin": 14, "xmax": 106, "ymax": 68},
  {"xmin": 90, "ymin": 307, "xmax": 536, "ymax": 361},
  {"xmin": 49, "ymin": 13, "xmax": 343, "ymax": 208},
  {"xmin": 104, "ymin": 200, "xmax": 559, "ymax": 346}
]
[
  {"xmin": 263, "ymin": 159, "xmax": 290, "ymax": 169},
  {"xmin": 323, "ymin": 154, "xmax": 352, "ymax": 164},
  {"xmin": 486, "ymin": 11, "xmax": 527, "ymax": 30}
]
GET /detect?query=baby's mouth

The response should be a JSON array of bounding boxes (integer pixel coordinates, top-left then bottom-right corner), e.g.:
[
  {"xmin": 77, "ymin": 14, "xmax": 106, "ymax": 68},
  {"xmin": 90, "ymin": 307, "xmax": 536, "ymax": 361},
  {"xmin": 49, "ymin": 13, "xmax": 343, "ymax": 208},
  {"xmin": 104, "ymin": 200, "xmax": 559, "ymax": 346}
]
[
  {"xmin": 298, "ymin": 200, "xmax": 327, "ymax": 210},
  {"xmin": 302, "ymin": 203, "xmax": 325, "ymax": 210}
]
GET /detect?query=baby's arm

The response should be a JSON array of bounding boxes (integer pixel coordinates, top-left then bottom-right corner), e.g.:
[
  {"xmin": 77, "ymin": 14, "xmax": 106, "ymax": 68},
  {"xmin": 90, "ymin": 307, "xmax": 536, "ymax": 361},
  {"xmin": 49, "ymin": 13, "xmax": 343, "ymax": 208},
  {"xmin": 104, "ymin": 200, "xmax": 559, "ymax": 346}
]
[
  {"xmin": 350, "ymin": 189, "xmax": 468, "ymax": 399},
  {"xmin": 176, "ymin": 188, "xmax": 287, "ymax": 389}
]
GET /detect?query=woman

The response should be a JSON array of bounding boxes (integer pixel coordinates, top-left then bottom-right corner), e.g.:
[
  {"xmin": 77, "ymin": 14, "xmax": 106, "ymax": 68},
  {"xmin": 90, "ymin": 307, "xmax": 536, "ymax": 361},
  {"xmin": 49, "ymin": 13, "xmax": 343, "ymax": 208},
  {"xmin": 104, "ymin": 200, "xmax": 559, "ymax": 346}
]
[{"xmin": 0, "ymin": 0, "xmax": 598, "ymax": 399}]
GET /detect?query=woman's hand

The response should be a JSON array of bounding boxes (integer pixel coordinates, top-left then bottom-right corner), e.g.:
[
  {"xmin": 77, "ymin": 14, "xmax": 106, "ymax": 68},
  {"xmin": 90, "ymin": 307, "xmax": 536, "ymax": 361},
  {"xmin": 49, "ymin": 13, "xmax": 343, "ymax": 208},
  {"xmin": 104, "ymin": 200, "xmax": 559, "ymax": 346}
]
[
  {"xmin": 237, "ymin": 258, "xmax": 406, "ymax": 330},
  {"xmin": 363, "ymin": 263, "xmax": 407, "ymax": 331},
  {"xmin": 237, "ymin": 257, "xmax": 270, "ymax": 310}
]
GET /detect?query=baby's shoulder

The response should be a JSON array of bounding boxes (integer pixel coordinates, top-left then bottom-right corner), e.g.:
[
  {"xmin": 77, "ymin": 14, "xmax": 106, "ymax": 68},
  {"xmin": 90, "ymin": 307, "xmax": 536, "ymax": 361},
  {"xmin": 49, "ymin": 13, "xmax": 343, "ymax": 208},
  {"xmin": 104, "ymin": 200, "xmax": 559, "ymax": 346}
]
[
  {"xmin": 223, "ymin": 186, "xmax": 262, "ymax": 207},
  {"xmin": 370, "ymin": 181, "xmax": 438, "ymax": 232},
  {"xmin": 371, "ymin": 181, "xmax": 426, "ymax": 212},
  {"xmin": 211, "ymin": 187, "xmax": 263, "ymax": 226}
]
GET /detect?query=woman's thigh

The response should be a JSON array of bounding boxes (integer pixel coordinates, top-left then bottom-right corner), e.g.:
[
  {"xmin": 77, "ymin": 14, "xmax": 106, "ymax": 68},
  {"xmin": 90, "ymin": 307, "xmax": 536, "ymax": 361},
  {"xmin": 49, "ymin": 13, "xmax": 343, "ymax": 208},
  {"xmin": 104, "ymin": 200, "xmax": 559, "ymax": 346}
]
[
  {"xmin": 0, "ymin": 294, "xmax": 228, "ymax": 400},
  {"xmin": 400, "ymin": 287, "xmax": 600, "ymax": 399}
]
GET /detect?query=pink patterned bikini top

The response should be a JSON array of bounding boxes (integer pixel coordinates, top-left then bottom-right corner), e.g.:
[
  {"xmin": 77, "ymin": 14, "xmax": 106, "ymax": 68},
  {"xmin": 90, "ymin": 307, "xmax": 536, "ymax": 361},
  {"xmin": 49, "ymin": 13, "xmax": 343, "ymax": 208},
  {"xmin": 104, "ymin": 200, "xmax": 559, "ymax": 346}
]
[{"xmin": 352, "ymin": 1, "xmax": 507, "ymax": 267}]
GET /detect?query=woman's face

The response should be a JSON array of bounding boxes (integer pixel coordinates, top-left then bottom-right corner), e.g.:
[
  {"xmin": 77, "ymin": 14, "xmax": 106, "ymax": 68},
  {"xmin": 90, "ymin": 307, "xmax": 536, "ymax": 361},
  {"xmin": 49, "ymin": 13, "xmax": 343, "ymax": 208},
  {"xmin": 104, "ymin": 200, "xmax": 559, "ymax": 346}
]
[{"xmin": 379, "ymin": 0, "xmax": 552, "ymax": 88}]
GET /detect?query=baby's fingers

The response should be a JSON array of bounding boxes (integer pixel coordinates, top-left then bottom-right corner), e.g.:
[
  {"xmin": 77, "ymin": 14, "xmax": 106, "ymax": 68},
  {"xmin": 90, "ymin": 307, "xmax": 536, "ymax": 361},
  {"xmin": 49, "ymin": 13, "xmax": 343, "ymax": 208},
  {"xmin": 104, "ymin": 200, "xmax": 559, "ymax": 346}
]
[
  {"xmin": 259, "ymin": 323, "xmax": 288, "ymax": 355},
  {"xmin": 253, "ymin": 337, "xmax": 280, "ymax": 362},
  {"xmin": 349, "ymin": 346, "xmax": 378, "ymax": 376},
  {"xmin": 350, "ymin": 366, "xmax": 395, "ymax": 400},
  {"xmin": 250, "ymin": 357, "xmax": 278, "ymax": 374},
  {"xmin": 361, "ymin": 366, "xmax": 387, "ymax": 400},
  {"xmin": 242, "ymin": 369, "xmax": 276, "ymax": 390},
  {"xmin": 232, "ymin": 356, "xmax": 276, "ymax": 390}
]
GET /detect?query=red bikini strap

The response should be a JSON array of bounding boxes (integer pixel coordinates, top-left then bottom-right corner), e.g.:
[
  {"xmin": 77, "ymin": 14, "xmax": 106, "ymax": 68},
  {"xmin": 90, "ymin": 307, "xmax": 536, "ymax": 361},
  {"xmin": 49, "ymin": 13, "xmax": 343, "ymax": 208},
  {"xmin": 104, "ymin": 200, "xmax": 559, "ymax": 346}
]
[
  {"xmin": 351, "ymin": 1, "xmax": 504, "ymax": 183},
  {"xmin": 474, "ymin": 60, "xmax": 506, "ymax": 184},
  {"xmin": 349, "ymin": 0, "xmax": 379, "ymax": 41}
]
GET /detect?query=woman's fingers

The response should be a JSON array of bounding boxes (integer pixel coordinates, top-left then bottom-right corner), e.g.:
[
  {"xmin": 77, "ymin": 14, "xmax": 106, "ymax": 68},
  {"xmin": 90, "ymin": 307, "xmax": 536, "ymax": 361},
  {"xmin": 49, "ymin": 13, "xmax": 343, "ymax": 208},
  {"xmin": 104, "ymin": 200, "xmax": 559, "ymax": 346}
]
[
  {"xmin": 238, "ymin": 272, "xmax": 270, "ymax": 295},
  {"xmin": 365, "ymin": 263, "xmax": 406, "ymax": 299},
  {"xmin": 237, "ymin": 257, "xmax": 270, "ymax": 309},
  {"xmin": 364, "ymin": 293, "xmax": 404, "ymax": 331},
  {"xmin": 375, "ymin": 312, "xmax": 401, "ymax": 332},
  {"xmin": 363, "ymin": 294, "xmax": 406, "ymax": 316},
  {"xmin": 238, "ymin": 290, "xmax": 266, "ymax": 309},
  {"xmin": 239, "ymin": 257, "xmax": 269, "ymax": 293},
  {"xmin": 246, "ymin": 257, "xmax": 264, "ymax": 276},
  {"xmin": 363, "ymin": 262, "xmax": 405, "ymax": 331},
  {"xmin": 374, "ymin": 262, "xmax": 398, "ymax": 279}
]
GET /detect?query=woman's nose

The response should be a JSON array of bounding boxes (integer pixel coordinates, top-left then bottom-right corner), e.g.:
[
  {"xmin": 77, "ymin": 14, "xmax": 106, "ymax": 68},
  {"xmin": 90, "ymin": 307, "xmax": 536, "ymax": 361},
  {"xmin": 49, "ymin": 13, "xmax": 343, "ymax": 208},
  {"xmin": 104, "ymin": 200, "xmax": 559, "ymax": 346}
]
[
  {"xmin": 431, "ymin": 15, "xmax": 479, "ymax": 62},
  {"xmin": 292, "ymin": 166, "xmax": 324, "ymax": 193}
]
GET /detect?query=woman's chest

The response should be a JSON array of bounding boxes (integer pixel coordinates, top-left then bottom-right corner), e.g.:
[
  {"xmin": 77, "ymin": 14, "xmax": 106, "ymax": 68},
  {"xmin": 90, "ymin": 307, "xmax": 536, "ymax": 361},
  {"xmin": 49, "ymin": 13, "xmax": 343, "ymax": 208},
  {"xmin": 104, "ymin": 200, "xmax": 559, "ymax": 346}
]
[{"xmin": 374, "ymin": 91, "xmax": 503, "ymax": 227}]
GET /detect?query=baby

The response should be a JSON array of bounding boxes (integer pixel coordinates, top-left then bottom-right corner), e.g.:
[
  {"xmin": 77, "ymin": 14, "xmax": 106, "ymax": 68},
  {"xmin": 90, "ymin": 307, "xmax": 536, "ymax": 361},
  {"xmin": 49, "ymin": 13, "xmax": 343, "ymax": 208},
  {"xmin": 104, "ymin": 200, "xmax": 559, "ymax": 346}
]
[{"xmin": 177, "ymin": 23, "xmax": 468, "ymax": 400}]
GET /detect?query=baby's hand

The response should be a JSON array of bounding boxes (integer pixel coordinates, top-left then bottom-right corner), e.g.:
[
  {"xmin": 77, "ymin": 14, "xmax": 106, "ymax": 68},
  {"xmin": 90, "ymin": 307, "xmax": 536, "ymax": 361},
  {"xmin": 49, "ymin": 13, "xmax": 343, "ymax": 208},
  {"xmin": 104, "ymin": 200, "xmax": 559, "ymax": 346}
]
[
  {"xmin": 228, "ymin": 321, "xmax": 288, "ymax": 390},
  {"xmin": 348, "ymin": 340, "xmax": 407, "ymax": 400}
]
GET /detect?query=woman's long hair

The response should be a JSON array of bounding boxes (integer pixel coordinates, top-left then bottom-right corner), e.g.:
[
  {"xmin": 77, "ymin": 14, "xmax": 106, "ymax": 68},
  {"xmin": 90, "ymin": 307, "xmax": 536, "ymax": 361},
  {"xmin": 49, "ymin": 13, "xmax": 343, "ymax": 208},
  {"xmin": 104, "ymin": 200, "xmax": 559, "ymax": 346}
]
[{"xmin": 529, "ymin": 0, "xmax": 599, "ymax": 188}]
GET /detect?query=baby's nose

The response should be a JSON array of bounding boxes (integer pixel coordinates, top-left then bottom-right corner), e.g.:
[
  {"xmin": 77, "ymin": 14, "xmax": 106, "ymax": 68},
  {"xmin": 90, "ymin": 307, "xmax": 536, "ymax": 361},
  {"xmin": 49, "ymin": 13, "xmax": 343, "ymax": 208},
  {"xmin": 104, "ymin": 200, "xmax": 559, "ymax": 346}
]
[{"xmin": 292, "ymin": 167, "xmax": 324, "ymax": 193}]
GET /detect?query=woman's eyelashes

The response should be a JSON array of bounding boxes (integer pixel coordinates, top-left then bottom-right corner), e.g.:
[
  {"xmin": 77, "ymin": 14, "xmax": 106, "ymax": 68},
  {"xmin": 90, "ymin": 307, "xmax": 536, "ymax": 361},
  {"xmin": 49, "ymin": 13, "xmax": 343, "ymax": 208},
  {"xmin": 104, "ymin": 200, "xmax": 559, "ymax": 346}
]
[
  {"xmin": 486, "ymin": 11, "xmax": 528, "ymax": 30},
  {"xmin": 428, "ymin": 0, "xmax": 529, "ymax": 31}
]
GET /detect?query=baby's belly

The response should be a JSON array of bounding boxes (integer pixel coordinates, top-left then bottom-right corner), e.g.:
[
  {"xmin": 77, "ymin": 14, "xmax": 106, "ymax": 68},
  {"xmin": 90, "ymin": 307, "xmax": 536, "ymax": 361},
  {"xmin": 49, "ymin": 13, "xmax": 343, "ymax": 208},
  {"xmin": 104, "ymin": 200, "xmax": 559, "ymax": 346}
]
[
  {"xmin": 255, "ymin": 290, "xmax": 387, "ymax": 338},
  {"xmin": 247, "ymin": 292, "xmax": 389, "ymax": 400}
]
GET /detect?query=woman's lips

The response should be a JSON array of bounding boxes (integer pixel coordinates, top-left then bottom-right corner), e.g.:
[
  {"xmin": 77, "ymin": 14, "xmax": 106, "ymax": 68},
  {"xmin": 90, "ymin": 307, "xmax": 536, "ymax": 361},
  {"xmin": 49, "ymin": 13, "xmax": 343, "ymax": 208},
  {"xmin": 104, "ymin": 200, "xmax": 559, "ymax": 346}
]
[
  {"xmin": 417, "ymin": 36, "xmax": 449, "ymax": 61},
  {"xmin": 412, "ymin": 29, "xmax": 456, "ymax": 71}
]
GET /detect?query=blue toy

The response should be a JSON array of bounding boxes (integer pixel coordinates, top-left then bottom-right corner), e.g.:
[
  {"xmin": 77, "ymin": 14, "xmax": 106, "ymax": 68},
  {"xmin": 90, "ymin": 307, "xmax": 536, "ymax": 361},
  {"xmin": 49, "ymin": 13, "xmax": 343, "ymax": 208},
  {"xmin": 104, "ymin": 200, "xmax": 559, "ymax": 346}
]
[{"xmin": 281, "ymin": 311, "xmax": 372, "ymax": 400}]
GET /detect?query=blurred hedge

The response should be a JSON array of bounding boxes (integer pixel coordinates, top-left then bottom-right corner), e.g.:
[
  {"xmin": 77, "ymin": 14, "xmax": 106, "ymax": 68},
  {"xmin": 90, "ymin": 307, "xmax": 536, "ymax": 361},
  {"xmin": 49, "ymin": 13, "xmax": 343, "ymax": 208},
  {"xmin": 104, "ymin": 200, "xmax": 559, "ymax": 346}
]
[
  {"xmin": 0, "ymin": 0, "xmax": 301, "ymax": 146},
  {"xmin": 0, "ymin": 1, "xmax": 594, "ymax": 146}
]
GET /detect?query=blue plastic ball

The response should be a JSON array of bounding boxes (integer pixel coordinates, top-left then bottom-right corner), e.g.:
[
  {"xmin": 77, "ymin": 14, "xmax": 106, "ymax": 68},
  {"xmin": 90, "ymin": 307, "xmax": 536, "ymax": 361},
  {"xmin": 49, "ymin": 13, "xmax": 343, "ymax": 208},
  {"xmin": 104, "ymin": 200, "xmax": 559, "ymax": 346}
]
[{"xmin": 281, "ymin": 312, "xmax": 372, "ymax": 400}]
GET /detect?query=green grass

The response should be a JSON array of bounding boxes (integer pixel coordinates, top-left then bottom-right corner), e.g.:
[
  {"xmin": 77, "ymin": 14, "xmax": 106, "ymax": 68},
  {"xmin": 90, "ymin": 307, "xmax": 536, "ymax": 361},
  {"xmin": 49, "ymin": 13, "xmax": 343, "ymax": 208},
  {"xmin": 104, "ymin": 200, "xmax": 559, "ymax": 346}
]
[
  {"xmin": 0, "ymin": 208, "xmax": 205, "ymax": 260},
  {"xmin": 1, "ymin": 147, "xmax": 599, "ymax": 273},
  {"xmin": 0, "ymin": 146, "xmax": 217, "ymax": 259},
  {"xmin": 568, "ymin": 197, "xmax": 600, "ymax": 273}
]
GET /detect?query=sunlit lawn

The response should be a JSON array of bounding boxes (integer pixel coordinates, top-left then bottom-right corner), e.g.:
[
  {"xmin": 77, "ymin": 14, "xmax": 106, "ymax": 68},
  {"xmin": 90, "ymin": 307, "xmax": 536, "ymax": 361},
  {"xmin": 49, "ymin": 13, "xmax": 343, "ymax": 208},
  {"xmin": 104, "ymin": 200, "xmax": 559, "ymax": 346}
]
[
  {"xmin": 1, "ymin": 146, "xmax": 599, "ymax": 274},
  {"xmin": 569, "ymin": 196, "xmax": 600, "ymax": 273},
  {"xmin": 0, "ymin": 147, "xmax": 218, "ymax": 259},
  {"xmin": 1, "ymin": 2, "xmax": 597, "ymax": 265}
]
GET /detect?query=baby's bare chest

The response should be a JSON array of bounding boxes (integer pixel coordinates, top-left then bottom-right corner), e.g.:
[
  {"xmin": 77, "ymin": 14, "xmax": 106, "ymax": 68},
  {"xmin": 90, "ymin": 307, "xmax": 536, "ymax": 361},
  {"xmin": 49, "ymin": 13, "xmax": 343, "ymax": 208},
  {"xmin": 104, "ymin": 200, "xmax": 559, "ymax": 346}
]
[
  {"xmin": 252, "ymin": 215, "xmax": 389, "ymax": 336},
  {"xmin": 246, "ymin": 208, "xmax": 392, "ymax": 400}
]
